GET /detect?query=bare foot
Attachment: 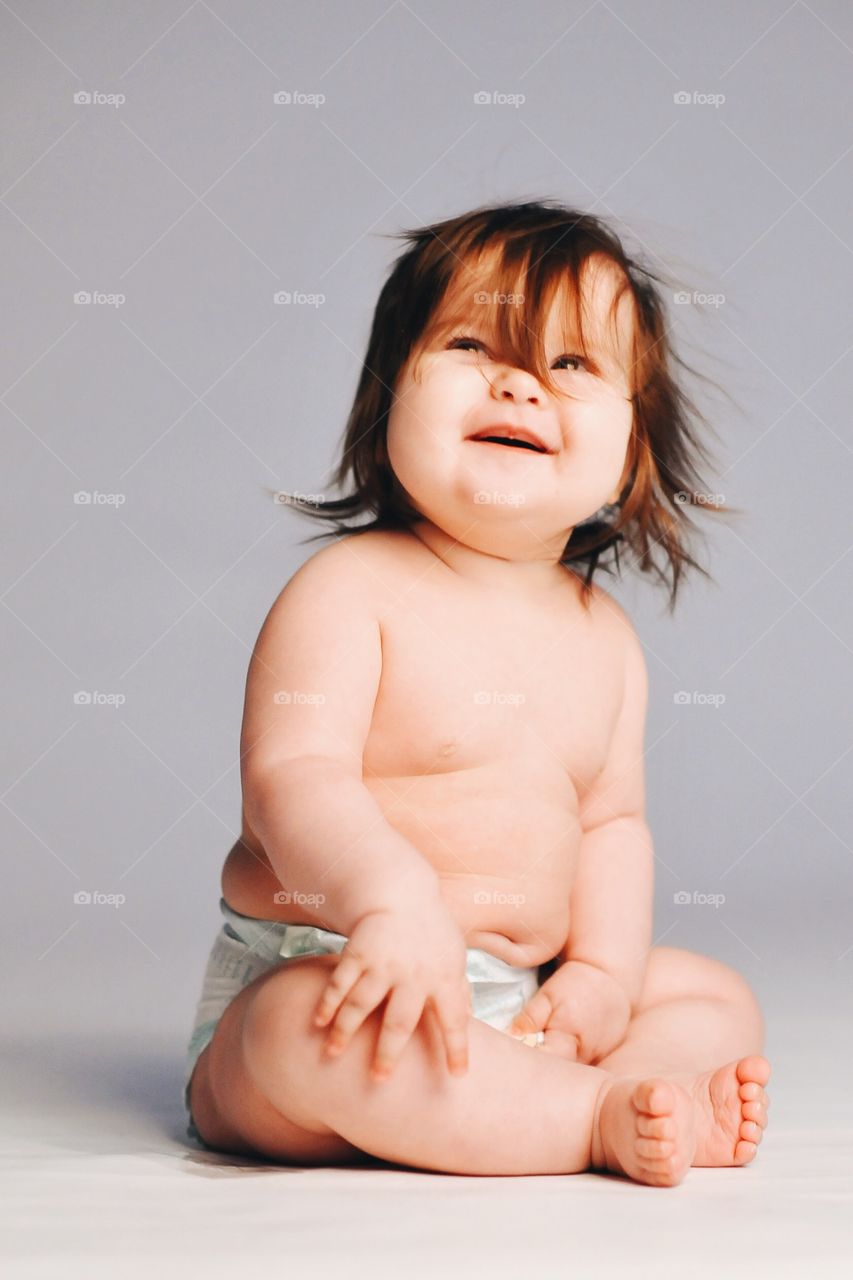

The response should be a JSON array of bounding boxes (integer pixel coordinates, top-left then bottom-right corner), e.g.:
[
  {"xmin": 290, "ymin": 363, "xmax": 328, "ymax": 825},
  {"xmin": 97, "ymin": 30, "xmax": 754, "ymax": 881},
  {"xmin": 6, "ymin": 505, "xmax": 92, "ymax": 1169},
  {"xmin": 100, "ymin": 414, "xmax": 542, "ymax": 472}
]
[
  {"xmin": 592, "ymin": 1075, "xmax": 697, "ymax": 1187},
  {"xmin": 591, "ymin": 1054, "xmax": 771, "ymax": 1187},
  {"xmin": 673, "ymin": 1054, "xmax": 771, "ymax": 1168}
]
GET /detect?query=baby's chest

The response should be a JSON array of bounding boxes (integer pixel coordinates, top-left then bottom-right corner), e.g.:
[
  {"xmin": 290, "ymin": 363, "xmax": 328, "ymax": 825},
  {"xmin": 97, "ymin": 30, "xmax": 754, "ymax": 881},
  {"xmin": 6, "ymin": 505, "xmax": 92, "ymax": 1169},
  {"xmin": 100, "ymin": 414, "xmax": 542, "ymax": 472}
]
[{"xmin": 364, "ymin": 603, "xmax": 620, "ymax": 785}]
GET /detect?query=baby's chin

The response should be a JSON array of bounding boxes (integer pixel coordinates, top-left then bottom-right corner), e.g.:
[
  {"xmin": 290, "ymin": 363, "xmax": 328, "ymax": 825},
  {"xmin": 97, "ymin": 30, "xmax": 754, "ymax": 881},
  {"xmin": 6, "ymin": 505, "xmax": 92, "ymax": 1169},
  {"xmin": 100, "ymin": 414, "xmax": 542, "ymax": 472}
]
[
  {"xmin": 408, "ymin": 489, "xmax": 592, "ymax": 554},
  {"xmin": 429, "ymin": 513, "xmax": 575, "ymax": 563}
]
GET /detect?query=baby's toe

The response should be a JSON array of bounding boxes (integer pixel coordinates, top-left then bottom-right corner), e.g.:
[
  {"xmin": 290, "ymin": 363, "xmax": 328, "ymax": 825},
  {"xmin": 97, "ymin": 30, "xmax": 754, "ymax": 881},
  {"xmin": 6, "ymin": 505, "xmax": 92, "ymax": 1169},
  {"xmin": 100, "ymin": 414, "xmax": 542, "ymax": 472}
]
[
  {"xmin": 742, "ymin": 1100, "xmax": 767, "ymax": 1128},
  {"xmin": 736, "ymin": 1055, "xmax": 771, "ymax": 1088},
  {"xmin": 645, "ymin": 1152, "xmax": 686, "ymax": 1186},
  {"xmin": 636, "ymin": 1136, "xmax": 673, "ymax": 1160},
  {"xmin": 637, "ymin": 1113, "xmax": 674, "ymax": 1141},
  {"xmin": 740, "ymin": 1118, "xmax": 763, "ymax": 1145},
  {"xmin": 634, "ymin": 1077, "xmax": 676, "ymax": 1118},
  {"xmin": 739, "ymin": 1080, "xmax": 766, "ymax": 1103},
  {"xmin": 735, "ymin": 1137, "xmax": 758, "ymax": 1165}
]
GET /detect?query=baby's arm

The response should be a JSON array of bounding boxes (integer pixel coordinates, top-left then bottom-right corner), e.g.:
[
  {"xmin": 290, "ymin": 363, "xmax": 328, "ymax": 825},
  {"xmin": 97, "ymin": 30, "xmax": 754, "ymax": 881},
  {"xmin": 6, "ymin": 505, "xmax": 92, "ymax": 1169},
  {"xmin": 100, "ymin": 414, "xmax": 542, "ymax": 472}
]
[
  {"xmin": 563, "ymin": 613, "xmax": 654, "ymax": 1009},
  {"xmin": 240, "ymin": 543, "xmax": 442, "ymax": 933},
  {"xmin": 510, "ymin": 608, "xmax": 653, "ymax": 1061}
]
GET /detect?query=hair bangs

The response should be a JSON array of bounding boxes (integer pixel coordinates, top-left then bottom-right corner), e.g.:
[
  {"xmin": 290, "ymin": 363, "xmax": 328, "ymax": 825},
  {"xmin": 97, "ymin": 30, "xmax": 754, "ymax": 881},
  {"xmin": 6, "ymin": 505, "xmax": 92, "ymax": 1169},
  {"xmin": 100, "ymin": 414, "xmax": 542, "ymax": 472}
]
[
  {"xmin": 410, "ymin": 240, "xmax": 634, "ymax": 401},
  {"xmin": 277, "ymin": 199, "xmax": 736, "ymax": 613}
]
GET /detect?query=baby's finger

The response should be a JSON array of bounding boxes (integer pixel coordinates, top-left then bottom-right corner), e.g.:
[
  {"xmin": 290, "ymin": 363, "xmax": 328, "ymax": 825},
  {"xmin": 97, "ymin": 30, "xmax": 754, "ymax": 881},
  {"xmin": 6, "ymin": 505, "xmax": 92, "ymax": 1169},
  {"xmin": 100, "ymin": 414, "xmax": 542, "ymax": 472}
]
[
  {"xmin": 312, "ymin": 953, "xmax": 365, "ymax": 1028},
  {"xmin": 370, "ymin": 987, "xmax": 423, "ymax": 1081},
  {"xmin": 323, "ymin": 970, "xmax": 389, "ymax": 1057},
  {"xmin": 431, "ymin": 985, "xmax": 471, "ymax": 1077},
  {"xmin": 541, "ymin": 1026, "xmax": 580, "ymax": 1060},
  {"xmin": 508, "ymin": 987, "xmax": 553, "ymax": 1039}
]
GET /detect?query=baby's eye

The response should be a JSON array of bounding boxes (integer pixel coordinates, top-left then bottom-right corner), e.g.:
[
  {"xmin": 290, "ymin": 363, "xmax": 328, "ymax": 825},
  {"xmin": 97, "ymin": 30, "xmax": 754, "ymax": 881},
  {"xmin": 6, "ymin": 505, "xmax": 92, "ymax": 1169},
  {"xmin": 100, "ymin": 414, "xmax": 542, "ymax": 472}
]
[
  {"xmin": 554, "ymin": 354, "xmax": 588, "ymax": 372},
  {"xmin": 447, "ymin": 336, "xmax": 486, "ymax": 353},
  {"xmin": 449, "ymin": 337, "xmax": 591, "ymax": 375}
]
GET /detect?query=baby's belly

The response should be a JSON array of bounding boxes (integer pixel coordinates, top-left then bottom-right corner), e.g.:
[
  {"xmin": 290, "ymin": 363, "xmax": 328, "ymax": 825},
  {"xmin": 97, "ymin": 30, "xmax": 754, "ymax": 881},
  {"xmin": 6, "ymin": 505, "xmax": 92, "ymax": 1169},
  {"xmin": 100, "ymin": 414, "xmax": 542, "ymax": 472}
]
[
  {"xmin": 223, "ymin": 760, "xmax": 581, "ymax": 969},
  {"xmin": 363, "ymin": 764, "xmax": 580, "ymax": 966}
]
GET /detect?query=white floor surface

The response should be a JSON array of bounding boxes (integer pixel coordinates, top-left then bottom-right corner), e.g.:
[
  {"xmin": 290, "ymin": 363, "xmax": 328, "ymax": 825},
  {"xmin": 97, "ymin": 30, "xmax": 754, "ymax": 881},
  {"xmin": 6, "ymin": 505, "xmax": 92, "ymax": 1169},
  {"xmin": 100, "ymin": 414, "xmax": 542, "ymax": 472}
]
[{"xmin": 3, "ymin": 1019, "xmax": 852, "ymax": 1279}]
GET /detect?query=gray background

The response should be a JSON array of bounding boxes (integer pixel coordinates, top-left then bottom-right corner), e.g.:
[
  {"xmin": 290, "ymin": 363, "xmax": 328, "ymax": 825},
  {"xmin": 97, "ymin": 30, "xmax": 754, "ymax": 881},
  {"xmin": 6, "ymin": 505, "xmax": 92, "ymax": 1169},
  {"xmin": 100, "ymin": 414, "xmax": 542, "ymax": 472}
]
[{"xmin": 2, "ymin": 2, "xmax": 852, "ymax": 1273}]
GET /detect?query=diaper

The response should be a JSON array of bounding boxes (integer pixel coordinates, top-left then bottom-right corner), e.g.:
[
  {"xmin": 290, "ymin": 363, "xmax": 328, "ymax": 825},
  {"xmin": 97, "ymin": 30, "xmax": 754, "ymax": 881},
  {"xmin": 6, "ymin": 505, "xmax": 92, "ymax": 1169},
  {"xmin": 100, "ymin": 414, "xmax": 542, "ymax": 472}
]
[{"xmin": 183, "ymin": 898, "xmax": 545, "ymax": 1143}]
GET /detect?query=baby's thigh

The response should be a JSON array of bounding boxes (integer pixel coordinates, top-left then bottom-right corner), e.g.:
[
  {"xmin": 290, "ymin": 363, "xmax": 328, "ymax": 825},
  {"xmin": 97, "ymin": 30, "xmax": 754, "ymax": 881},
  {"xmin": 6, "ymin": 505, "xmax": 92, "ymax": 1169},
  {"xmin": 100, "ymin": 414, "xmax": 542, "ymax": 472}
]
[
  {"xmin": 190, "ymin": 954, "xmax": 367, "ymax": 1163},
  {"xmin": 637, "ymin": 945, "xmax": 759, "ymax": 1012}
]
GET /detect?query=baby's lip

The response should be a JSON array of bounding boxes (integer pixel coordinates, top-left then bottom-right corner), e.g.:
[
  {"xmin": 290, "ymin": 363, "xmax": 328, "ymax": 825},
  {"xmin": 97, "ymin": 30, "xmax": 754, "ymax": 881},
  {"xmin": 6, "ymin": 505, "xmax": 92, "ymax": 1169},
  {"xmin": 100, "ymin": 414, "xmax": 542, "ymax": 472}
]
[{"xmin": 466, "ymin": 423, "xmax": 555, "ymax": 454}]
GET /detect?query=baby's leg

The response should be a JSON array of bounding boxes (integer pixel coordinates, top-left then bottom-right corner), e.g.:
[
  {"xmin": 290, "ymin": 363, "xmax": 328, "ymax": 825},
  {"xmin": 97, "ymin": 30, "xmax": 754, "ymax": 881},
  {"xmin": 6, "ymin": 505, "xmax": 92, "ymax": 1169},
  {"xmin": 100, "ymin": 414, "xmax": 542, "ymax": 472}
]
[
  {"xmin": 596, "ymin": 946, "xmax": 765, "ymax": 1078},
  {"xmin": 594, "ymin": 946, "xmax": 770, "ymax": 1167},
  {"xmin": 242, "ymin": 956, "xmax": 608, "ymax": 1175},
  {"xmin": 207, "ymin": 955, "xmax": 739, "ymax": 1185}
]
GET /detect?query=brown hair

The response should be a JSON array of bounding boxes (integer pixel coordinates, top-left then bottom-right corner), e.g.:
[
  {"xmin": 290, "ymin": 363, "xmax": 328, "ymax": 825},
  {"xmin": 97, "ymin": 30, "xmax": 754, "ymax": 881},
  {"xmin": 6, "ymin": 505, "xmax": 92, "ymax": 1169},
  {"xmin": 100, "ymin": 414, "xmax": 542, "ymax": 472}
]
[{"xmin": 279, "ymin": 199, "xmax": 738, "ymax": 612}]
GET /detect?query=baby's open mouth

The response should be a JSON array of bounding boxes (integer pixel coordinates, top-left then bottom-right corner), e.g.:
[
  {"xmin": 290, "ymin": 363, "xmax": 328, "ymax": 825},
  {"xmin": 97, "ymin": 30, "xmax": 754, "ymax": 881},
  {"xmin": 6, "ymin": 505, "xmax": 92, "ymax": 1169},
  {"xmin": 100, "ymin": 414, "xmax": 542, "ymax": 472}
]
[
  {"xmin": 467, "ymin": 429, "xmax": 551, "ymax": 454},
  {"xmin": 475, "ymin": 436, "xmax": 542, "ymax": 452}
]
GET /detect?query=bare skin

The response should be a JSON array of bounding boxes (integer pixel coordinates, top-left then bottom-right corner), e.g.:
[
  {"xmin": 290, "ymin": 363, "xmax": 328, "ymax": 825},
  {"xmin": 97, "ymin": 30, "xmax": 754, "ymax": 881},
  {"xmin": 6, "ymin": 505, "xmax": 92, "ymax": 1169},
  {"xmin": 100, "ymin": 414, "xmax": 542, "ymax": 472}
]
[
  {"xmin": 193, "ymin": 531, "xmax": 770, "ymax": 1186},
  {"xmin": 189, "ymin": 949, "xmax": 769, "ymax": 1185},
  {"xmin": 191, "ymin": 261, "xmax": 771, "ymax": 1184}
]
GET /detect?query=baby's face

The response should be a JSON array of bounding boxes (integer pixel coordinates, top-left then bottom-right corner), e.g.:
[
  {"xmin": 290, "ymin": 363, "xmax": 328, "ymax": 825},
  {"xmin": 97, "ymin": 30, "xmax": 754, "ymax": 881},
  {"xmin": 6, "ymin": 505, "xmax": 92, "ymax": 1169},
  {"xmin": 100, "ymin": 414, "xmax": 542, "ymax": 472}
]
[{"xmin": 385, "ymin": 256, "xmax": 636, "ymax": 564}]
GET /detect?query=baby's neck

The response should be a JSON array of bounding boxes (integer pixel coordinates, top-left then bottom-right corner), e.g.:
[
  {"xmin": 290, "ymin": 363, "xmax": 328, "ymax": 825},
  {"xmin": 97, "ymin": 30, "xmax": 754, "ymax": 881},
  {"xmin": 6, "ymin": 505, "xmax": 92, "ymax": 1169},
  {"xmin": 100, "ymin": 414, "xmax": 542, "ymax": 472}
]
[{"xmin": 408, "ymin": 520, "xmax": 571, "ymax": 595}]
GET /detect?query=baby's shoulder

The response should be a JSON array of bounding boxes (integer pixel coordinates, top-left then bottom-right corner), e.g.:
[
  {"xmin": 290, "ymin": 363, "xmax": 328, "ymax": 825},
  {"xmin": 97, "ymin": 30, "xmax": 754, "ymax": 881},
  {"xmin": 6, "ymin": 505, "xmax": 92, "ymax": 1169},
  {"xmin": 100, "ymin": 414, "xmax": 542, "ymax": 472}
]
[
  {"xmin": 281, "ymin": 529, "xmax": 410, "ymax": 603},
  {"xmin": 302, "ymin": 528, "xmax": 412, "ymax": 573},
  {"xmin": 579, "ymin": 579, "xmax": 642, "ymax": 656}
]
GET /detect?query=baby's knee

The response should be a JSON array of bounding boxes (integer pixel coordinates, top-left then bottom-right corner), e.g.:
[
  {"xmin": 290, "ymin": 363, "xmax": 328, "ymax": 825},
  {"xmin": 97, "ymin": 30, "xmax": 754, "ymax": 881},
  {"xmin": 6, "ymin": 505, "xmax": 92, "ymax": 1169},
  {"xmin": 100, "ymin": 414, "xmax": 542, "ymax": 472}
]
[
  {"xmin": 709, "ymin": 959, "xmax": 764, "ymax": 1033},
  {"xmin": 242, "ymin": 956, "xmax": 339, "ymax": 1067},
  {"xmin": 241, "ymin": 956, "xmax": 451, "ymax": 1090}
]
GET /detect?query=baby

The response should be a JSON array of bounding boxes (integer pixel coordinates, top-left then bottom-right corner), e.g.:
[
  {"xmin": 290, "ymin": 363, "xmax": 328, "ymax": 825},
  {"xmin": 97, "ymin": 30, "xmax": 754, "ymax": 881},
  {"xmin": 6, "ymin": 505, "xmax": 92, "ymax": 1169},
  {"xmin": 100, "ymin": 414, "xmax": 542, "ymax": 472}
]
[{"xmin": 184, "ymin": 200, "xmax": 770, "ymax": 1186}]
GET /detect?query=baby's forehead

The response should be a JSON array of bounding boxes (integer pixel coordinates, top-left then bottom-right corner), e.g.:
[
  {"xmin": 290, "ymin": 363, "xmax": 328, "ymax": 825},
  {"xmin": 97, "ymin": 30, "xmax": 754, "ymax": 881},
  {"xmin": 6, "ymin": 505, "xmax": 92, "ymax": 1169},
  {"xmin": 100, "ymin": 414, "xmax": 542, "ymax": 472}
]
[
  {"xmin": 545, "ymin": 262, "xmax": 634, "ymax": 349},
  {"xmin": 439, "ymin": 252, "xmax": 635, "ymax": 352}
]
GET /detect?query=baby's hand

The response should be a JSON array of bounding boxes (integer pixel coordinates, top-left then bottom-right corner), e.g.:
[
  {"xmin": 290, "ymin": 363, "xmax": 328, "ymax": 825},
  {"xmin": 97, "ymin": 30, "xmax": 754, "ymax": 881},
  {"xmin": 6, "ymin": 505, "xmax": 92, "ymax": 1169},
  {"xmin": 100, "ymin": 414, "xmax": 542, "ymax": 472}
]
[
  {"xmin": 312, "ymin": 898, "xmax": 472, "ymax": 1082},
  {"xmin": 508, "ymin": 959, "xmax": 631, "ymax": 1065}
]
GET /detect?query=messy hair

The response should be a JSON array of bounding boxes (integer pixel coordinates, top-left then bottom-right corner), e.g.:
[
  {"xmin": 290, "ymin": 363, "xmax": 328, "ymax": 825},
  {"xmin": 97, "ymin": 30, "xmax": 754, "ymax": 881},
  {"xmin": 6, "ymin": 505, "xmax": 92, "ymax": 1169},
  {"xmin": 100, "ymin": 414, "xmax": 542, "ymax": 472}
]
[{"xmin": 279, "ymin": 199, "xmax": 737, "ymax": 612}]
